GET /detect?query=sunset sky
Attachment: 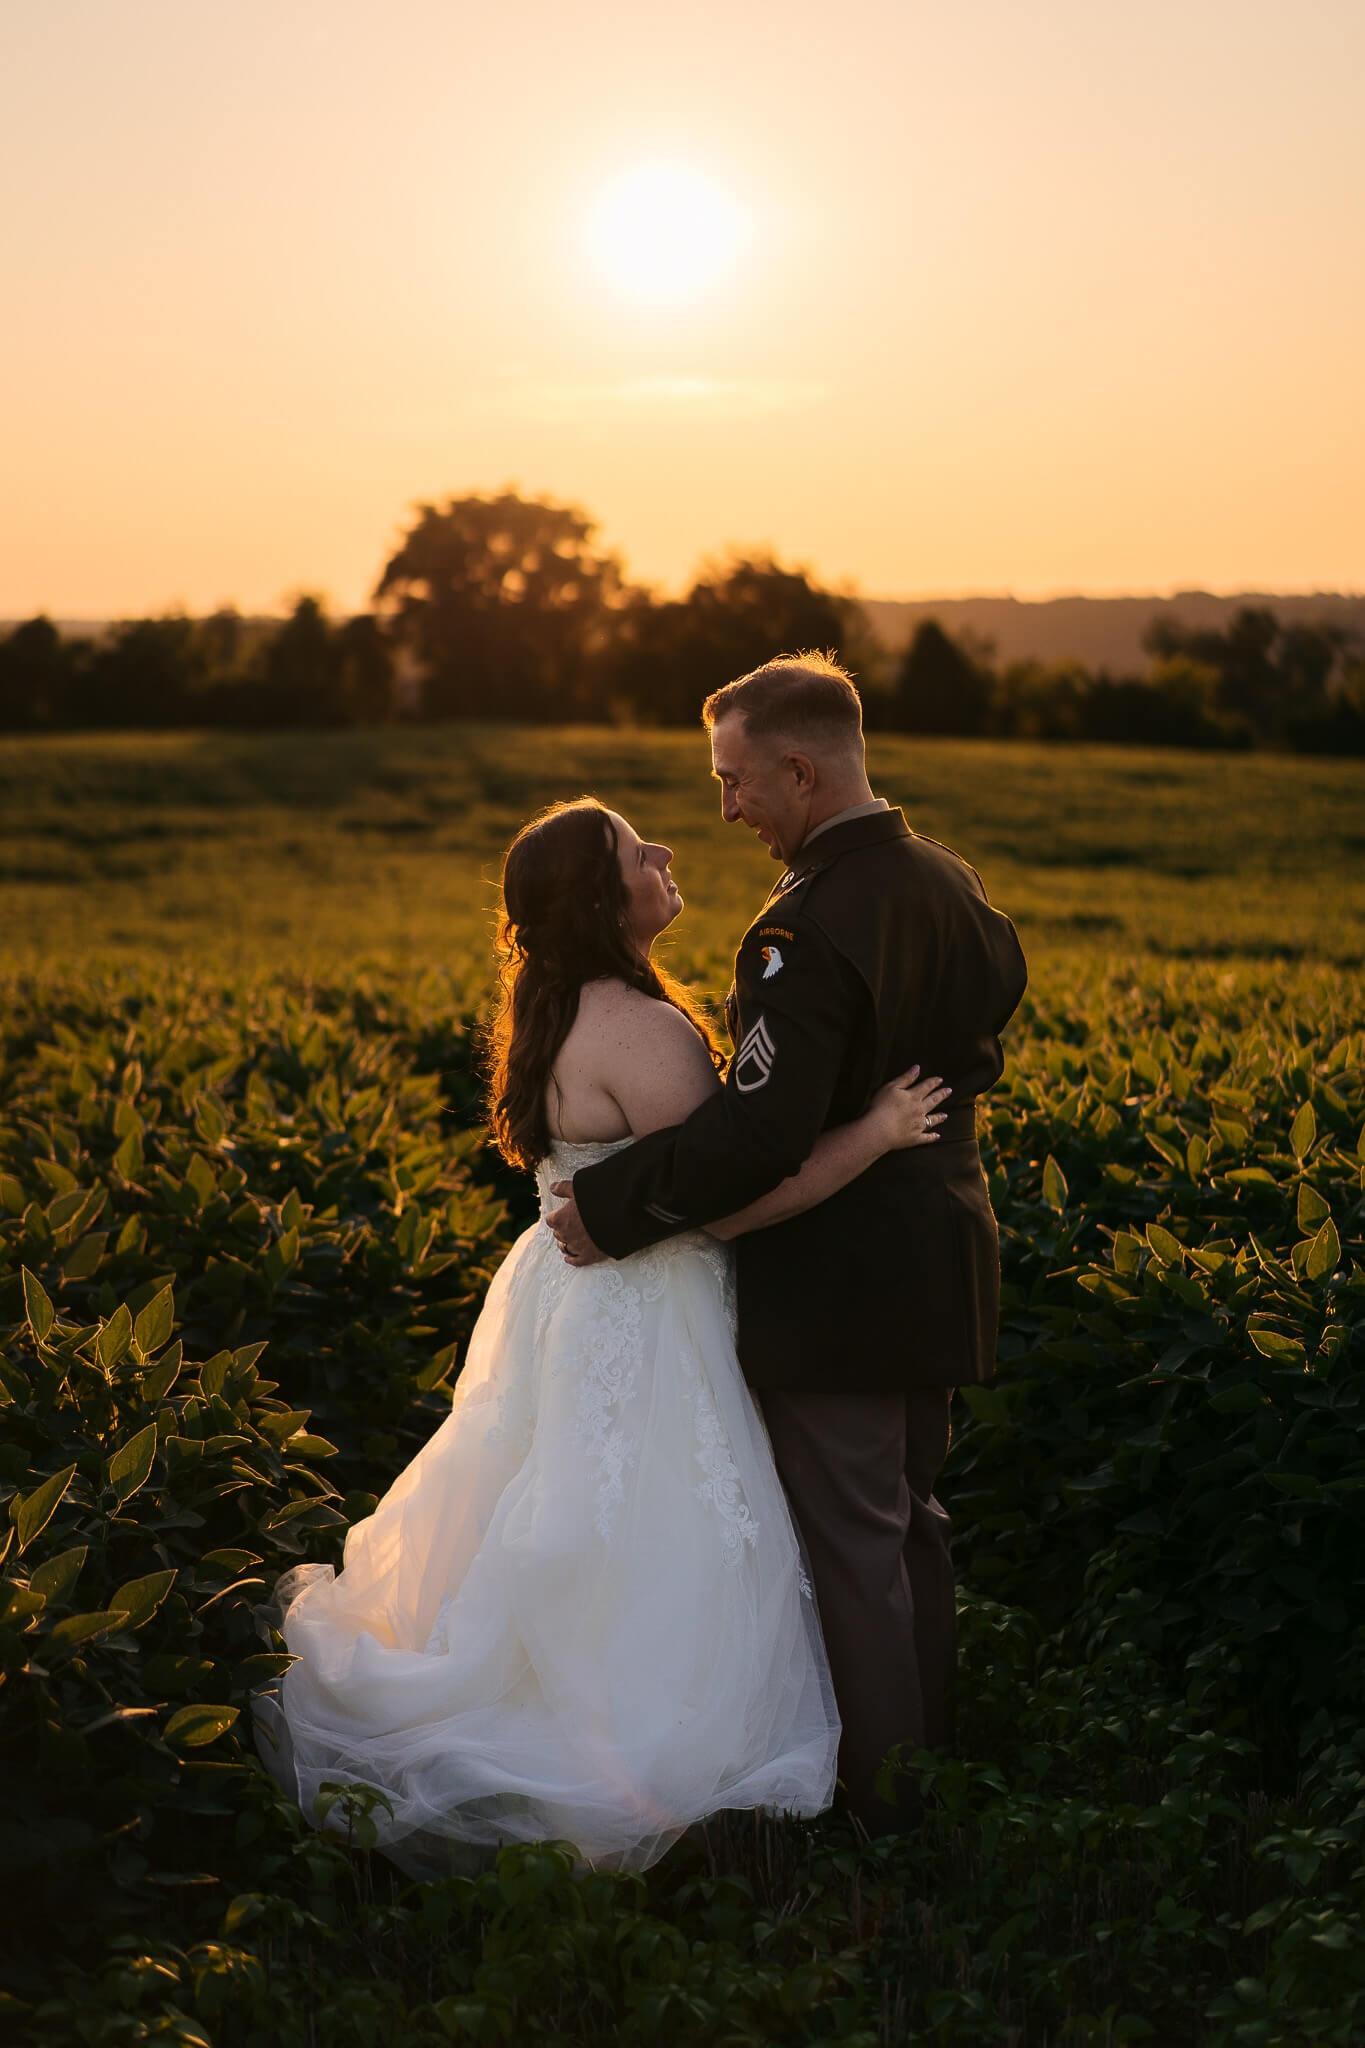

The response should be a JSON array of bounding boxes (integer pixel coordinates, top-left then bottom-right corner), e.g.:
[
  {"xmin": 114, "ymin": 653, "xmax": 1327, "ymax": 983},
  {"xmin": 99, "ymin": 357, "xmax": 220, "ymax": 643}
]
[{"xmin": 3, "ymin": 0, "xmax": 1362, "ymax": 618}]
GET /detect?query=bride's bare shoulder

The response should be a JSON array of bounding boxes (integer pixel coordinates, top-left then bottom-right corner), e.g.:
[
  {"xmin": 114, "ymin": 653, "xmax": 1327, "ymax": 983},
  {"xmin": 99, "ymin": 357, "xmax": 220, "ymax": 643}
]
[
  {"xmin": 571, "ymin": 979, "xmax": 719, "ymax": 1129},
  {"xmin": 576, "ymin": 976, "xmax": 702, "ymax": 1048}
]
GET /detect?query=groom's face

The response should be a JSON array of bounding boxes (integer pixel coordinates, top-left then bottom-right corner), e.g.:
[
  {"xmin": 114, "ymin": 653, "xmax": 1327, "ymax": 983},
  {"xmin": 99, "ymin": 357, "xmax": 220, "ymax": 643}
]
[{"xmin": 709, "ymin": 714, "xmax": 810, "ymax": 864}]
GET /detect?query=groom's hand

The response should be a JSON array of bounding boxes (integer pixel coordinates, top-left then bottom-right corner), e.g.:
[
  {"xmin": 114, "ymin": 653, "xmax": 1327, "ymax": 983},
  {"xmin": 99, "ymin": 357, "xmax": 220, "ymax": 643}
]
[{"xmin": 546, "ymin": 1184, "xmax": 607, "ymax": 1267}]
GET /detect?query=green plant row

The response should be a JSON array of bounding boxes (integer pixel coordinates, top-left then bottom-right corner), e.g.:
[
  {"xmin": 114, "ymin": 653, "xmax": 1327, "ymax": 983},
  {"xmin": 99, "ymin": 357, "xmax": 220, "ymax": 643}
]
[{"xmin": 1, "ymin": 953, "xmax": 1362, "ymax": 2043}]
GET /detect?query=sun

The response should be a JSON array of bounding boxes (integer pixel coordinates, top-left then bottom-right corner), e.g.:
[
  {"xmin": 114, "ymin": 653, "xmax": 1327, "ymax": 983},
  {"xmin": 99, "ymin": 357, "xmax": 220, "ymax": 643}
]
[{"xmin": 584, "ymin": 162, "xmax": 748, "ymax": 306}]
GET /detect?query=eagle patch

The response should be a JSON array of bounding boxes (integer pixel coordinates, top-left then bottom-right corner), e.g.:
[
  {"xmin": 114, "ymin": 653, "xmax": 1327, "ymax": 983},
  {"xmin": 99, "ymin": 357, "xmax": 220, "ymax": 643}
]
[{"xmin": 760, "ymin": 944, "xmax": 784, "ymax": 979}]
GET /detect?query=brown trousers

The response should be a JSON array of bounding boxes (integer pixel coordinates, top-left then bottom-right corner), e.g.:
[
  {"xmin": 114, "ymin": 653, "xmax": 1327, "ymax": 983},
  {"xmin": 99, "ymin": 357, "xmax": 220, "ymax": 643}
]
[{"xmin": 758, "ymin": 1387, "xmax": 955, "ymax": 1825}]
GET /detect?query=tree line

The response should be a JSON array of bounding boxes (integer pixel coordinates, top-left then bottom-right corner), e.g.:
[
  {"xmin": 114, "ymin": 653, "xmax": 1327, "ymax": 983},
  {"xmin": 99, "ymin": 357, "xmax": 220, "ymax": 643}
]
[{"xmin": 3, "ymin": 489, "xmax": 1361, "ymax": 752}]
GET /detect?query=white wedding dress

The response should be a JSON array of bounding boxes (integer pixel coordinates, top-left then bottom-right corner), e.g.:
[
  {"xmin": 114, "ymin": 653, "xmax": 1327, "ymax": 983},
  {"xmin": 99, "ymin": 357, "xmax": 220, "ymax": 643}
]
[{"xmin": 250, "ymin": 1137, "xmax": 839, "ymax": 1878}]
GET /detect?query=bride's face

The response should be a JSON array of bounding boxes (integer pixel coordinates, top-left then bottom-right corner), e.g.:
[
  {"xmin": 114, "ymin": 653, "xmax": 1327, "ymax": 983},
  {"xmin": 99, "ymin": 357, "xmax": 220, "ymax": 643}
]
[{"xmin": 608, "ymin": 811, "xmax": 682, "ymax": 951}]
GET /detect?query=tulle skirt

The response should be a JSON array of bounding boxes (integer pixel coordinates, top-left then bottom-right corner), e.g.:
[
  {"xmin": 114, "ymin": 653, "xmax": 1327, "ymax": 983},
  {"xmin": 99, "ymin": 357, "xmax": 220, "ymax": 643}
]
[{"xmin": 250, "ymin": 1176, "xmax": 839, "ymax": 1878}]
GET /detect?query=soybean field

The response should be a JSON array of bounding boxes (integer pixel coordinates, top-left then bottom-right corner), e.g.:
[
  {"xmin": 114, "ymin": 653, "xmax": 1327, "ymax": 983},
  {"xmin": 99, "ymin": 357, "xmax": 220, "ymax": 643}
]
[{"xmin": 1, "ymin": 726, "xmax": 1362, "ymax": 2045}]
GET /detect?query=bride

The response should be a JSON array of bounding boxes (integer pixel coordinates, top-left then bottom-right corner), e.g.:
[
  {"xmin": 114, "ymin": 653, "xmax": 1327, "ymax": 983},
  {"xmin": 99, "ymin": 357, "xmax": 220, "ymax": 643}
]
[{"xmin": 251, "ymin": 797, "xmax": 951, "ymax": 1877}]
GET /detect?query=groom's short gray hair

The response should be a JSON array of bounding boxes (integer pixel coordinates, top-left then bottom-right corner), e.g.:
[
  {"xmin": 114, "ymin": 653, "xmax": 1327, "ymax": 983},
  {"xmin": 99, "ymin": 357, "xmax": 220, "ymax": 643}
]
[{"xmin": 702, "ymin": 650, "xmax": 864, "ymax": 750}]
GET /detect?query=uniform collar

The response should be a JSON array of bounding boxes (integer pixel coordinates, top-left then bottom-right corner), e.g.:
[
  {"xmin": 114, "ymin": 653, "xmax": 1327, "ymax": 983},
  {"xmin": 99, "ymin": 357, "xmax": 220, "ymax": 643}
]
[
  {"xmin": 799, "ymin": 796, "xmax": 891, "ymax": 846},
  {"xmin": 769, "ymin": 806, "xmax": 913, "ymax": 896}
]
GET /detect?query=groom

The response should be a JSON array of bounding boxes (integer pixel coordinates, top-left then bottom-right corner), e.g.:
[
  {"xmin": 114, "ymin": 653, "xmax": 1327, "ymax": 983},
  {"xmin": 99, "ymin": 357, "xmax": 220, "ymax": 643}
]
[{"xmin": 546, "ymin": 652, "xmax": 1028, "ymax": 1825}]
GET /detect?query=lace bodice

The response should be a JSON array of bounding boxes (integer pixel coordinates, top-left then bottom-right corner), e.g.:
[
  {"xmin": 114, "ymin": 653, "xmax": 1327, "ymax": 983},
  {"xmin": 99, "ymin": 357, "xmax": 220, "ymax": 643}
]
[
  {"xmin": 521, "ymin": 1135, "xmax": 752, "ymax": 1555},
  {"xmin": 535, "ymin": 1135, "xmax": 635, "ymax": 1215}
]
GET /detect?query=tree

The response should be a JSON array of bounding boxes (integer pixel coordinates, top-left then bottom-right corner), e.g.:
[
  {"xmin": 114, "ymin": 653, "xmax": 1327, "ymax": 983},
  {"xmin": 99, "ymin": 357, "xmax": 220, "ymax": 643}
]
[
  {"xmin": 260, "ymin": 596, "xmax": 343, "ymax": 726},
  {"xmin": 992, "ymin": 658, "xmax": 1092, "ymax": 740},
  {"xmin": 77, "ymin": 614, "xmax": 204, "ymax": 727},
  {"xmin": 610, "ymin": 553, "xmax": 863, "ymax": 726},
  {"xmin": 1140, "ymin": 605, "xmax": 1353, "ymax": 745},
  {"xmin": 374, "ymin": 490, "xmax": 628, "ymax": 721},
  {"xmin": 887, "ymin": 618, "xmax": 994, "ymax": 735},
  {"xmin": 336, "ymin": 614, "xmax": 396, "ymax": 725},
  {"xmin": 195, "ymin": 606, "xmax": 246, "ymax": 679},
  {"xmin": 0, "ymin": 615, "xmax": 73, "ymax": 730}
]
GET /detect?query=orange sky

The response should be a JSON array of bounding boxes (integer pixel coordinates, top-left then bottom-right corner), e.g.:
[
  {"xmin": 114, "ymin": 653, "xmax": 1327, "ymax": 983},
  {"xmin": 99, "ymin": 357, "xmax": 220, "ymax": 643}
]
[{"xmin": 3, "ymin": 0, "xmax": 1363, "ymax": 616}]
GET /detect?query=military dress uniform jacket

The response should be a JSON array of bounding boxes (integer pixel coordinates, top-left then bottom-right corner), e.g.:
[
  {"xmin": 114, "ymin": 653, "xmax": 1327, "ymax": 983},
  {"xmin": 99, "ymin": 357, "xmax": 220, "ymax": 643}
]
[{"xmin": 571, "ymin": 806, "xmax": 1029, "ymax": 1393}]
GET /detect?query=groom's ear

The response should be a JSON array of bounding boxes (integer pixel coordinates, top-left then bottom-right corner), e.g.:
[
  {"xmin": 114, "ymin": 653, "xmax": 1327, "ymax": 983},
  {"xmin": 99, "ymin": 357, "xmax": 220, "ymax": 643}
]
[{"xmin": 784, "ymin": 749, "xmax": 817, "ymax": 792}]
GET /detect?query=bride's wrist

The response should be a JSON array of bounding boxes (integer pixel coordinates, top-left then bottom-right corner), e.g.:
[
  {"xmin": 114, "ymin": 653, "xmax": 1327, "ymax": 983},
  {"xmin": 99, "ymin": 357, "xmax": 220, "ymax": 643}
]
[{"xmin": 863, "ymin": 1106, "xmax": 894, "ymax": 1152}]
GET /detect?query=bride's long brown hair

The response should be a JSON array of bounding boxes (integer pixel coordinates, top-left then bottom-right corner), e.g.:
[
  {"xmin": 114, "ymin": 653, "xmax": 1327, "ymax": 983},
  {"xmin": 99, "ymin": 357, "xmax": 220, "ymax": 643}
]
[{"xmin": 483, "ymin": 798, "xmax": 726, "ymax": 1171}]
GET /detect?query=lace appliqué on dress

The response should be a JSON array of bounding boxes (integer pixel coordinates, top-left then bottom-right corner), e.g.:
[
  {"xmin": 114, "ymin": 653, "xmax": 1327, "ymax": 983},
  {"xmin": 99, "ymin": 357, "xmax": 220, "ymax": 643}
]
[
  {"xmin": 573, "ymin": 1264, "xmax": 646, "ymax": 1541},
  {"xmin": 681, "ymin": 1351, "xmax": 759, "ymax": 1563}
]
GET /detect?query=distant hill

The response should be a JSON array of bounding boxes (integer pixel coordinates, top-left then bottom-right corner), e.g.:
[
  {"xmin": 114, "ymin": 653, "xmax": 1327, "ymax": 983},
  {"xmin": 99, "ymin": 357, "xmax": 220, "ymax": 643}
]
[
  {"xmin": 858, "ymin": 591, "xmax": 1365, "ymax": 673},
  {"xmin": 7, "ymin": 592, "xmax": 1365, "ymax": 678}
]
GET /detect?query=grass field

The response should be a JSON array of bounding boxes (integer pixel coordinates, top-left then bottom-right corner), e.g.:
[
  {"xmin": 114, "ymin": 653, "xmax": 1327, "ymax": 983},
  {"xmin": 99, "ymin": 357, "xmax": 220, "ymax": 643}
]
[
  {"xmin": 2, "ymin": 726, "xmax": 1363, "ymax": 2044},
  {"xmin": 4, "ymin": 725, "xmax": 1364, "ymax": 981}
]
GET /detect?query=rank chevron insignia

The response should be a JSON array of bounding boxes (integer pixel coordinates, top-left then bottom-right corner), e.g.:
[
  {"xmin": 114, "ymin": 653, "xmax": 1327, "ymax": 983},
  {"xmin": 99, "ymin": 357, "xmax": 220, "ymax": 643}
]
[{"xmin": 734, "ymin": 1014, "xmax": 777, "ymax": 1093}]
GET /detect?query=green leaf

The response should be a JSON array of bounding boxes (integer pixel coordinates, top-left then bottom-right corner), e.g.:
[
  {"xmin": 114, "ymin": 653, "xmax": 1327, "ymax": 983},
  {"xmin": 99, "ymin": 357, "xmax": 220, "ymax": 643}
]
[
  {"xmin": 22, "ymin": 1268, "xmax": 54, "ymax": 1343},
  {"xmin": 1248, "ymin": 1329, "xmax": 1306, "ymax": 1364},
  {"xmin": 1145, "ymin": 1223, "xmax": 1183, "ymax": 1266},
  {"xmin": 1225, "ymin": 1167, "xmax": 1277, "ymax": 1188},
  {"xmin": 1296, "ymin": 1184, "xmax": 1330, "ymax": 1232},
  {"xmin": 11, "ymin": 1462, "xmax": 77, "ymax": 1551},
  {"xmin": 0, "ymin": 1584, "xmax": 45, "ymax": 1626},
  {"xmin": 200, "ymin": 1353, "xmax": 231, "ymax": 1399},
  {"xmin": 63, "ymin": 1230, "xmax": 108, "ymax": 1280},
  {"xmin": 48, "ymin": 1609, "xmax": 123, "ymax": 1655},
  {"xmin": 960, "ymin": 1384, "xmax": 1011, "ymax": 1424},
  {"xmin": 1042, "ymin": 1155, "xmax": 1068, "ymax": 1211},
  {"xmin": 200, "ymin": 1548, "xmax": 264, "ymax": 1576},
  {"xmin": 96, "ymin": 1303, "xmax": 133, "ymax": 1370},
  {"xmin": 1208, "ymin": 1382, "xmax": 1263, "ymax": 1415},
  {"xmin": 1263, "ymin": 1472, "xmax": 1323, "ymax": 1498},
  {"xmin": 258, "ymin": 1408, "xmax": 310, "ymax": 1447},
  {"xmin": 1305, "ymin": 1217, "xmax": 1341, "ymax": 1283},
  {"xmin": 0, "ymin": 1172, "xmax": 25, "ymax": 1214},
  {"xmin": 1146, "ymin": 1132, "xmax": 1184, "ymax": 1171},
  {"xmin": 29, "ymin": 1544, "xmax": 88, "ymax": 1604},
  {"xmin": 262, "ymin": 1499, "xmax": 348, "ymax": 1530},
  {"xmin": 238, "ymin": 1652, "xmax": 296, "ymax": 1680},
  {"xmin": 133, "ymin": 1284, "xmax": 175, "ymax": 1359},
  {"xmin": 106, "ymin": 1423, "xmax": 157, "ymax": 1502},
  {"xmin": 222, "ymin": 1894, "xmax": 265, "ymax": 1938},
  {"xmin": 414, "ymin": 1342, "xmax": 458, "ymax": 1392},
  {"xmin": 141, "ymin": 1342, "xmax": 184, "ymax": 1404},
  {"xmin": 164, "ymin": 1703, "xmax": 240, "ymax": 1750},
  {"xmin": 116, "ymin": 1213, "xmax": 146, "ymax": 1257},
  {"xmin": 195, "ymin": 1096, "xmax": 227, "ymax": 1145},
  {"xmin": 109, "ymin": 1568, "xmax": 176, "ymax": 1631},
  {"xmin": 1289, "ymin": 1101, "xmax": 1316, "ymax": 1160},
  {"xmin": 114, "ymin": 1127, "xmax": 144, "ymax": 1180}
]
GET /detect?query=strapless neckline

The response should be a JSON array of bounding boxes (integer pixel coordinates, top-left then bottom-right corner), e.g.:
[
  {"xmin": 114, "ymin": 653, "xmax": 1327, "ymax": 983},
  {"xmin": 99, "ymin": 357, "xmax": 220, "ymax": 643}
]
[{"xmin": 542, "ymin": 1135, "xmax": 635, "ymax": 1161}]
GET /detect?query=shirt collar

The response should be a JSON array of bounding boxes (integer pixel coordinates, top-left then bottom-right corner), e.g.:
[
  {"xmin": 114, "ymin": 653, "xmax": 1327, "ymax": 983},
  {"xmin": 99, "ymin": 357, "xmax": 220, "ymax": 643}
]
[{"xmin": 798, "ymin": 796, "xmax": 891, "ymax": 851}]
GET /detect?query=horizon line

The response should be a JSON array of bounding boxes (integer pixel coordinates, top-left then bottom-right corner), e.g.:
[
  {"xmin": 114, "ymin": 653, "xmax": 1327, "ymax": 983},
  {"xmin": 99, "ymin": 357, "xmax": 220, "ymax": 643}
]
[{"xmin": 6, "ymin": 582, "xmax": 1365, "ymax": 626}]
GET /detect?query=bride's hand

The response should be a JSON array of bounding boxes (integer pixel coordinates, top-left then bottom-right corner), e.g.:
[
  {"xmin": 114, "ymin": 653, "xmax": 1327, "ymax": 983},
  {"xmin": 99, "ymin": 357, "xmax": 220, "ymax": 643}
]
[{"xmin": 867, "ymin": 1065, "xmax": 952, "ymax": 1150}]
